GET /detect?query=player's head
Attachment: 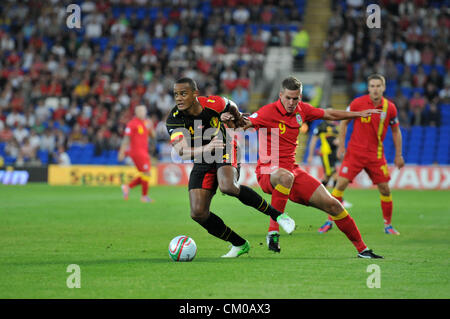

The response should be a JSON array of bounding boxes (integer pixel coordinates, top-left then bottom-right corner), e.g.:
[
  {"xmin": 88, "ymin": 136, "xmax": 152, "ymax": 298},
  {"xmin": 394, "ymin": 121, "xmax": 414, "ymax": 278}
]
[
  {"xmin": 280, "ymin": 76, "xmax": 302, "ymax": 113},
  {"xmin": 135, "ymin": 105, "xmax": 147, "ymax": 119},
  {"xmin": 367, "ymin": 74, "xmax": 386, "ymax": 101},
  {"xmin": 173, "ymin": 77, "xmax": 199, "ymax": 111}
]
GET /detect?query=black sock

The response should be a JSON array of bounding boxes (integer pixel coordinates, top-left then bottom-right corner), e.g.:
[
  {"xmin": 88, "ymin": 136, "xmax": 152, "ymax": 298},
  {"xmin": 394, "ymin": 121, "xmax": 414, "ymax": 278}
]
[
  {"xmin": 237, "ymin": 185, "xmax": 282, "ymax": 221},
  {"xmin": 199, "ymin": 212, "xmax": 246, "ymax": 246}
]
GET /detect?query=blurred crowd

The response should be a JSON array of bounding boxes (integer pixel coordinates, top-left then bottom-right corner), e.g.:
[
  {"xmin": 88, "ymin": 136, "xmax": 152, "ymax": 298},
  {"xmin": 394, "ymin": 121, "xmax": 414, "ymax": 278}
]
[
  {"xmin": 324, "ymin": 0, "xmax": 449, "ymax": 128},
  {"xmin": 0, "ymin": 0, "xmax": 303, "ymax": 166}
]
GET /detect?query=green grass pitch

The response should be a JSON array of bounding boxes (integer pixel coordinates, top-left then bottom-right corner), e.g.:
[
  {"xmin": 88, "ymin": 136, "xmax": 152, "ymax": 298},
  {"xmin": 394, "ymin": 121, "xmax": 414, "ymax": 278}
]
[{"xmin": 0, "ymin": 184, "xmax": 449, "ymax": 299}]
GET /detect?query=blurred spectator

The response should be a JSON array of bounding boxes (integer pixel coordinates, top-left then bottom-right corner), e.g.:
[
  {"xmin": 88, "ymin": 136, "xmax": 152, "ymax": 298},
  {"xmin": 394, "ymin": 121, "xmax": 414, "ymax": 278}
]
[
  {"xmin": 423, "ymin": 102, "xmax": 441, "ymax": 127},
  {"xmin": 439, "ymin": 84, "xmax": 450, "ymax": 104},
  {"xmin": 291, "ymin": 24, "xmax": 309, "ymax": 68},
  {"xmin": 13, "ymin": 123, "xmax": 29, "ymax": 144},
  {"xmin": 5, "ymin": 138, "xmax": 20, "ymax": 158},
  {"xmin": 231, "ymin": 84, "xmax": 250, "ymax": 112},
  {"xmin": 409, "ymin": 92, "xmax": 426, "ymax": 126},
  {"xmin": 40, "ymin": 128, "xmax": 56, "ymax": 154},
  {"xmin": 55, "ymin": 145, "xmax": 71, "ymax": 166}
]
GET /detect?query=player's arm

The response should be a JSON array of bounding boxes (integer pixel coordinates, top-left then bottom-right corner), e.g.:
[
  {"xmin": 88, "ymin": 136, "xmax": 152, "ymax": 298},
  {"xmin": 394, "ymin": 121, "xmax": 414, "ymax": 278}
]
[
  {"xmin": 118, "ymin": 135, "xmax": 130, "ymax": 161},
  {"xmin": 391, "ymin": 125, "xmax": 405, "ymax": 169},
  {"xmin": 307, "ymin": 134, "xmax": 318, "ymax": 164},
  {"xmin": 146, "ymin": 118, "xmax": 156, "ymax": 139},
  {"xmin": 171, "ymin": 132, "xmax": 224, "ymax": 161},
  {"xmin": 219, "ymin": 98, "xmax": 253, "ymax": 129},
  {"xmin": 322, "ymin": 108, "xmax": 382, "ymax": 121},
  {"xmin": 337, "ymin": 119, "xmax": 349, "ymax": 159}
]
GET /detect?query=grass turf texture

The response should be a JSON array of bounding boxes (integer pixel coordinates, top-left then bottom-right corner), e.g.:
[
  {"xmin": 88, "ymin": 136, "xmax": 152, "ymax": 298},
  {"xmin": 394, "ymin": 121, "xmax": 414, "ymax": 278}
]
[{"xmin": 0, "ymin": 184, "xmax": 449, "ymax": 299}]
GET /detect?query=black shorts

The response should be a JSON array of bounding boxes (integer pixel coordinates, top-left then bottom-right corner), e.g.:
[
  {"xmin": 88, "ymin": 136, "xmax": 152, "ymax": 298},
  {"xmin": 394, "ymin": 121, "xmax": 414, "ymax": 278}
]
[{"xmin": 188, "ymin": 162, "xmax": 240, "ymax": 193}]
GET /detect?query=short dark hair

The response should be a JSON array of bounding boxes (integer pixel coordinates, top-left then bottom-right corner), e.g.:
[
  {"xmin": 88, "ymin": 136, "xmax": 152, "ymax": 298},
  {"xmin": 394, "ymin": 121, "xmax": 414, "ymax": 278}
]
[
  {"xmin": 175, "ymin": 77, "xmax": 198, "ymax": 91},
  {"xmin": 367, "ymin": 74, "xmax": 386, "ymax": 86},
  {"xmin": 281, "ymin": 76, "xmax": 303, "ymax": 92}
]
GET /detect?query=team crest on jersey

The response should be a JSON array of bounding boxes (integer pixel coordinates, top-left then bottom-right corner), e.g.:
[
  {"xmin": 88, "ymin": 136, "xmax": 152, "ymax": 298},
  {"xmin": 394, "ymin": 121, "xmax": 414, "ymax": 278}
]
[
  {"xmin": 210, "ymin": 117, "xmax": 219, "ymax": 128},
  {"xmin": 138, "ymin": 125, "xmax": 144, "ymax": 134},
  {"xmin": 296, "ymin": 113, "xmax": 303, "ymax": 126},
  {"xmin": 249, "ymin": 113, "xmax": 258, "ymax": 118},
  {"xmin": 380, "ymin": 112, "xmax": 387, "ymax": 120}
]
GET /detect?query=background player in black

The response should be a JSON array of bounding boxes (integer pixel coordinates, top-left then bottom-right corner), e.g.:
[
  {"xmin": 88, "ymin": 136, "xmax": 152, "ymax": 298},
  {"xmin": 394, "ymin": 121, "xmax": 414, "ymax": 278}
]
[
  {"xmin": 307, "ymin": 117, "xmax": 353, "ymax": 233},
  {"xmin": 307, "ymin": 119, "xmax": 340, "ymax": 187},
  {"xmin": 166, "ymin": 77, "xmax": 295, "ymax": 258}
]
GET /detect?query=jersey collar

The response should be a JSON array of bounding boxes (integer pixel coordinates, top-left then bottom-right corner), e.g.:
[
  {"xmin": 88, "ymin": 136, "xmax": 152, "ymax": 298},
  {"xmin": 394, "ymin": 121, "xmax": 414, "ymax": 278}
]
[
  {"xmin": 369, "ymin": 96, "xmax": 384, "ymax": 108},
  {"xmin": 276, "ymin": 99, "xmax": 298, "ymax": 116}
]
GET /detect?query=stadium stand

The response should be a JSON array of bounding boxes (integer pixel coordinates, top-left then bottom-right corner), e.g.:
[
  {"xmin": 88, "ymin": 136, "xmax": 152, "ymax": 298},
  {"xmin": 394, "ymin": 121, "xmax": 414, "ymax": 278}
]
[{"xmin": 0, "ymin": 0, "xmax": 306, "ymax": 166}]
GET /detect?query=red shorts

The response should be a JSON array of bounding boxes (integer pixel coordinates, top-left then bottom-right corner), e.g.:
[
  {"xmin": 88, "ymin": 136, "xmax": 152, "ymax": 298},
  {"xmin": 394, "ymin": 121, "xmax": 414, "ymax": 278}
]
[
  {"xmin": 339, "ymin": 148, "xmax": 390, "ymax": 184},
  {"xmin": 130, "ymin": 154, "xmax": 151, "ymax": 172},
  {"xmin": 256, "ymin": 164, "xmax": 321, "ymax": 206}
]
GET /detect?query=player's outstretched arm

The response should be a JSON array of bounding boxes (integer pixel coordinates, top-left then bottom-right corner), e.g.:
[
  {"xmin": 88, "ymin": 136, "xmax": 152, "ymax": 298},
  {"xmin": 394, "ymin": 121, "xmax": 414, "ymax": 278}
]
[
  {"xmin": 391, "ymin": 125, "xmax": 405, "ymax": 169},
  {"xmin": 322, "ymin": 108, "xmax": 382, "ymax": 121},
  {"xmin": 221, "ymin": 100, "xmax": 253, "ymax": 129},
  {"xmin": 220, "ymin": 112, "xmax": 253, "ymax": 130},
  {"xmin": 337, "ymin": 120, "xmax": 349, "ymax": 159}
]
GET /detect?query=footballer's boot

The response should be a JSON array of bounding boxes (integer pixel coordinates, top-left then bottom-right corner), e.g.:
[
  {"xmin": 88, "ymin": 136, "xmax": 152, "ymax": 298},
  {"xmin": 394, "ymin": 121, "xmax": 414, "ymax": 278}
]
[
  {"xmin": 276, "ymin": 214, "xmax": 296, "ymax": 234},
  {"xmin": 140, "ymin": 195, "xmax": 154, "ymax": 203},
  {"xmin": 384, "ymin": 224, "xmax": 400, "ymax": 235},
  {"xmin": 357, "ymin": 249, "xmax": 384, "ymax": 259},
  {"xmin": 266, "ymin": 232, "xmax": 281, "ymax": 253},
  {"xmin": 121, "ymin": 184, "xmax": 129, "ymax": 200},
  {"xmin": 221, "ymin": 240, "xmax": 250, "ymax": 258},
  {"xmin": 318, "ymin": 220, "xmax": 333, "ymax": 233}
]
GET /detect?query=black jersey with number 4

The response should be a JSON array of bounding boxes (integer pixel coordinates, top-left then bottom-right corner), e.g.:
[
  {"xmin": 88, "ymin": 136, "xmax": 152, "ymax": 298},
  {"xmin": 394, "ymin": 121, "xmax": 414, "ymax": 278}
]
[{"xmin": 165, "ymin": 96, "xmax": 238, "ymax": 164}]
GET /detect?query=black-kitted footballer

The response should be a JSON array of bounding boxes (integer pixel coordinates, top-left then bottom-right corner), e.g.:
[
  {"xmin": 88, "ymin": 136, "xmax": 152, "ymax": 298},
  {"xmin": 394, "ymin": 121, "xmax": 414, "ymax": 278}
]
[{"xmin": 165, "ymin": 77, "xmax": 295, "ymax": 258}]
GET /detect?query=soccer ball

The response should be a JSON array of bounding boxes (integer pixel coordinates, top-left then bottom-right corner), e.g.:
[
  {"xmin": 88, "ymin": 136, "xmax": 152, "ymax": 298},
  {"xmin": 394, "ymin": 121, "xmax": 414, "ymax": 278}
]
[{"xmin": 168, "ymin": 235, "xmax": 197, "ymax": 262}]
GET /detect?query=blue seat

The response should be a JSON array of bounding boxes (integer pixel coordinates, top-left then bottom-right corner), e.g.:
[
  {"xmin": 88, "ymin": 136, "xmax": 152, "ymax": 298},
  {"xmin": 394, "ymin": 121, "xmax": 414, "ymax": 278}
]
[
  {"xmin": 136, "ymin": 7, "xmax": 147, "ymax": 20},
  {"xmin": 396, "ymin": 63, "xmax": 404, "ymax": 75},
  {"xmin": 401, "ymin": 87, "xmax": 413, "ymax": 99},
  {"xmin": 149, "ymin": 7, "xmax": 159, "ymax": 20},
  {"xmin": 435, "ymin": 65, "xmax": 446, "ymax": 77},
  {"xmin": 422, "ymin": 64, "xmax": 433, "ymax": 75}
]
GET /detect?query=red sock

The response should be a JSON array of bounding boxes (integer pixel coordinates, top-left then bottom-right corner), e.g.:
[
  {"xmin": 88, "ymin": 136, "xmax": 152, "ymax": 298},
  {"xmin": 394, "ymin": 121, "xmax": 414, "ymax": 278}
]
[
  {"xmin": 332, "ymin": 210, "xmax": 367, "ymax": 253},
  {"xmin": 141, "ymin": 180, "xmax": 149, "ymax": 196},
  {"xmin": 141, "ymin": 174, "xmax": 150, "ymax": 196},
  {"xmin": 380, "ymin": 194, "xmax": 393, "ymax": 225},
  {"xmin": 129, "ymin": 177, "xmax": 142, "ymax": 188},
  {"xmin": 268, "ymin": 184, "xmax": 290, "ymax": 233}
]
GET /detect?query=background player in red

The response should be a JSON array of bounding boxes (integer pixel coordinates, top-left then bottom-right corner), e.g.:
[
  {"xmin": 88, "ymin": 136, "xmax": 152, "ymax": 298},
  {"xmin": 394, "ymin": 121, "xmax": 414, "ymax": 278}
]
[
  {"xmin": 318, "ymin": 74, "xmax": 405, "ymax": 235},
  {"xmin": 223, "ymin": 76, "xmax": 383, "ymax": 258},
  {"xmin": 118, "ymin": 105, "xmax": 155, "ymax": 203}
]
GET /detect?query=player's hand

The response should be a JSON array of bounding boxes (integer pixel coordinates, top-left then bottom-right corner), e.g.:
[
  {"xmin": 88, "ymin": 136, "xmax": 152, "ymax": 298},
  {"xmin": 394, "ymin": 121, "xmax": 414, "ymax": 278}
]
[
  {"xmin": 220, "ymin": 112, "xmax": 237, "ymax": 128},
  {"xmin": 205, "ymin": 136, "xmax": 225, "ymax": 152},
  {"xmin": 394, "ymin": 154, "xmax": 405, "ymax": 169},
  {"xmin": 220, "ymin": 112, "xmax": 234, "ymax": 122},
  {"xmin": 118, "ymin": 151, "xmax": 125, "ymax": 162},
  {"xmin": 337, "ymin": 145, "xmax": 346, "ymax": 159},
  {"xmin": 360, "ymin": 109, "xmax": 382, "ymax": 117}
]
